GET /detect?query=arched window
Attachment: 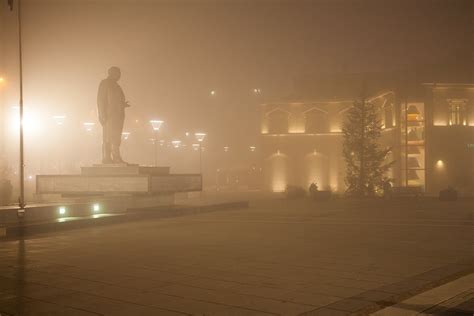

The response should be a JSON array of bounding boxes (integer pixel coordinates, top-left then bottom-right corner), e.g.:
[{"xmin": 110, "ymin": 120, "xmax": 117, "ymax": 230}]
[
  {"xmin": 304, "ymin": 108, "xmax": 328, "ymax": 133},
  {"xmin": 267, "ymin": 109, "xmax": 289, "ymax": 134}
]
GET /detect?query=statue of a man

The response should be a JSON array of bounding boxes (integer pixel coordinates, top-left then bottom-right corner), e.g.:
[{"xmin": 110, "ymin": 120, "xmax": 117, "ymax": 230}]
[{"xmin": 97, "ymin": 67, "xmax": 130, "ymax": 164}]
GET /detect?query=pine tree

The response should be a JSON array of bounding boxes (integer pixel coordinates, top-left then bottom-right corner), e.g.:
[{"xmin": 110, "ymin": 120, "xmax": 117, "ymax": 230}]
[{"xmin": 342, "ymin": 99, "xmax": 394, "ymax": 196}]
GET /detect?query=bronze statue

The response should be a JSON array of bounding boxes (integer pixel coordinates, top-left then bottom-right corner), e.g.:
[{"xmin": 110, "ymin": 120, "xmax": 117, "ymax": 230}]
[{"xmin": 97, "ymin": 67, "xmax": 130, "ymax": 164}]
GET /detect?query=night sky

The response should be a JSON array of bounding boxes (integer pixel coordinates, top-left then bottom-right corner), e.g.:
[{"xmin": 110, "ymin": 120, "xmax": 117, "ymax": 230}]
[{"xmin": 2, "ymin": 0, "xmax": 473, "ymax": 146}]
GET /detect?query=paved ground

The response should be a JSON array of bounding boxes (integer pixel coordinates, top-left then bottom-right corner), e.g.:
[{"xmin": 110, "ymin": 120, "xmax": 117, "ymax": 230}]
[{"xmin": 0, "ymin": 198, "xmax": 472, "ymax": 315}]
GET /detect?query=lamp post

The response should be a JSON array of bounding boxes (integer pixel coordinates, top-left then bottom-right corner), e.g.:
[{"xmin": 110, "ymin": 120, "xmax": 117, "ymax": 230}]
[
  {"xmin": 83, "ymin": 122, "xmax": 95, "ymax": 164},
  {"xmin": 149, "ymin": 120, "xmax": 163, "ymax": 166},
  {"xmin": 52, "ymin": 115, "xmax": 66, "ymax": 173},
  {"xmin": 194, "ymin": 133, "xmax": 206, "ymax": 190}
]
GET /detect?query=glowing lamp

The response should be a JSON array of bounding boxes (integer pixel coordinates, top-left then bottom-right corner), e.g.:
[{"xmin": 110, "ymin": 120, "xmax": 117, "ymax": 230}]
[
  {"xmin": 83, "ymin": 122, "xmax": 95, "ymax": 132},
  {"xmin": 436, "ymin": 160, "xmax": 444, "ymax": 168},
  {"xmin": 192, "ymin": 144, "xmax": 200, "ymax": 151},
  {"xmin": 52, "ymin": 115, "xmax": 66, "ymax": 125},
  {"xmin": 171, "ymin": 140, "xmax": 181, "ymax": 148},
  {"xmin": 195, "ymin": 132, "xmax": 206, "ymax": 142},
  {"xmin": 149, "ymin": 120, "xmax": 163, "ymax": 131},
  {"xmin": 58, "ymin": 206, "xmax": 66, "ymax": 216},
  {"xmin": 92, "ymin": 203, "xmax": 100, "ymax": 213},
  {"xmin": 122, "ymin": 132, "xmax": 130, "ymax": 140}
]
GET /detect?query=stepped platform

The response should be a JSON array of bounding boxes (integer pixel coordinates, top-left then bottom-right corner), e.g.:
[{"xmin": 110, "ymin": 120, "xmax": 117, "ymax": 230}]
[{"xmin": 36, "ymin": 164, "xmax": 201, "ymax": 196}]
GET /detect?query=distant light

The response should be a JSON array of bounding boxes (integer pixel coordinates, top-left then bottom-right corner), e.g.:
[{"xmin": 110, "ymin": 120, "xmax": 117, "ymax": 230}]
[
  {"xmin": 0, "ymin": 77, "xmax": 4, "ymax": 84},
  {"xmin": 195, "ymin": 132, "xmax": 206, "ymax": 142},
  {"xmin": 122, "ymin": 132, "xmax": 130, "ymax": 140},
  {"xmin": 149, "ymin": 120, "xmax": 164, "ymax": 131},
  {"xmin": 92, "ymin": 203, "xmax": 100, "ymax": 213},
  {"xmin": 210, "ymin": 90, "xmax": 216, "ymax": 96},
  {"xmin": 253, "ymin": 88, "xmax": 261, "ymax": 94},
  {"xmin": 224, "ymin": 146, "xmax": 229, "ymax": 152},
  {"xmin": 83, "ymin": 122, "xmax": 95, "ymax": 132},
  {"xmin": 58, "ymin": 206, "xmax": 66, "ymax": 216},
  {"xmin": 52, "ymin": 115, "xmax": 66, "ymax": 125},
  {"xmin": 192, "ymin": 143, "xmax": 200, "ymax": 151},
  {"xmin": 249, "ymin": 146, "xmax": 256, "ymax": 152},
  {"xmin": 171, "ymin": 140, "xmax": 182, "ymax": 148},
  {"xmin": 185, "ymin": 131, "xmax": 190, "ymax": 137},
  {"xmin": 27, "ymin": 175, "xmax": 33, "ymax": 180},
  {"xmin": 436, "ymin": 160, "xmax": 444, "ymax": 168}
]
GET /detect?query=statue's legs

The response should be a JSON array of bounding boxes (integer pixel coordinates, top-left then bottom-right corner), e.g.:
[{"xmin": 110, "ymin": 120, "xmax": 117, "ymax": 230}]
[
  {"xmin": 109, "ymin": 116, "xmax": 126, "ymax": 164},
  {"xmin": 102, "ymin": 142, "xmax": 113, "ymax": 164},
  {"xmin": 102, "ymin": 125, "xmax": 113, "ymax": 164}
]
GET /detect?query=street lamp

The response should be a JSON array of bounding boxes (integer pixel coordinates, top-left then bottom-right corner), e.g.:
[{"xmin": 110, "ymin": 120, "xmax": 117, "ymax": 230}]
[
  {"xmin": 171, "ymin": 140, "xmax": 182, "ymax": 148},
  {"xmin": 52, "ymin": 115, "xmax": 66, "ymax": 126},
  {"xmin": 194, "ymin": 132, "xmax": 206, "ymax": 190},
  {"xmin": 121, "ymin": 132, "xmax": 130, "ymax": 141},
  {"xmin": 83, "ymin": 122, "xmax": 95, "ymax": 132},
  {"xmin": 149, "ymin": 120, "xmax": 163, "ymax": 166}
]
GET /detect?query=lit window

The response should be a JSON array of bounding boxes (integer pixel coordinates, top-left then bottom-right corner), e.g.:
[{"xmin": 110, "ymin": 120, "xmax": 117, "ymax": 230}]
[{"xmin": 448, "ymin": 99, "xmax": 467, "ymax": 126}]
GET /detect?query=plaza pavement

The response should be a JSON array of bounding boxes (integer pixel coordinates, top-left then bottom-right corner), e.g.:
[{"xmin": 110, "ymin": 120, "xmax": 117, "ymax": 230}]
[{"xmin": 0, "ymin": 197, "xmax": 472, "ymax": 315}]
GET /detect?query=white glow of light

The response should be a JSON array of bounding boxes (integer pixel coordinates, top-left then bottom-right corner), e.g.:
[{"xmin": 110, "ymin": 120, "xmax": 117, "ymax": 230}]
[
  {"xmin": 9, "ymin": 106, "xmax": 43, "ymax": 135},
  {"xmin": 224, "ymin": 146, "xmax": 229, "ymax": 152},
  {"xmin": 192, "ymin": 144, "xmax": 200, "ymax": 151},
  {"xmin": 122, "ymin": 132, "xmax": 130, "ymax": 140},
  {"xmin": 58, "ymin": 206, "xmax": 66, "ymax": 216},
  {"xmin": 195, "ymin": 132, "xmax": 206, "ymax": 142},
  {"xmin": 149, "ymin": 120, "xmax": 164, "ymax": 131},
  {"xmin": 249, "ymin": 146, "xmax": 256, "ymax": 152},
  {"xmin": 92, "ymin": 203, "xmax": 100, "ymax": 213},
  {"xmin": 171, "ymin": 140, "xmax": 182, "ymax": 148},
  {"xmin": 436, "ymin": 160, "xmax": 444, "ymax": 168},
  {"xmin": 210, "ymin": 90, "xmax": 216, "ymax": 96},
  {"xmin": 52, "ymin": 115, "xmax": 66, "ymax": 125},
  {"xmin": 83, "ymin": 122, "xmax": 95, "ymax": 132}
]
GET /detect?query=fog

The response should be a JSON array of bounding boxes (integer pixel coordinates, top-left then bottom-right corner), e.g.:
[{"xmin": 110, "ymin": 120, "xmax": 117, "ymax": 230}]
[{"xmin": 0, "ymin": 0, "xmax": 473, "ymax": 200}]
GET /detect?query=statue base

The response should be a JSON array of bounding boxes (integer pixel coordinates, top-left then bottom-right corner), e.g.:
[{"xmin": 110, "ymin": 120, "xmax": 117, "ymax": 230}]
[{"xmin": 36, "ymin": 165, "xmax": 201, "ymax": 196}]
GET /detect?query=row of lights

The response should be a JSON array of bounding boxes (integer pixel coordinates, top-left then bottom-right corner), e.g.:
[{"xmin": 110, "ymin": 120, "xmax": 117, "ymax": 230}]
[{"xmin": 58, "ymin": 203, "xmax": 101, "ymax": 216}]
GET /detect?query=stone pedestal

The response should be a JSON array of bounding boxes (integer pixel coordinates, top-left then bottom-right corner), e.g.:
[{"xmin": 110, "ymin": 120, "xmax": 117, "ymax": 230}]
[{"xmin": 36, "ymin": 165, "xmax": 202, "ymax": 208}]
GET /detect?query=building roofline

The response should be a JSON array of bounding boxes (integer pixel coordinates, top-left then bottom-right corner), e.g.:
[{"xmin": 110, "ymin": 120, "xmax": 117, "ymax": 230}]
[{"xmin": 422, "ymin": 83, "xmax": 474, "ymax": 88}]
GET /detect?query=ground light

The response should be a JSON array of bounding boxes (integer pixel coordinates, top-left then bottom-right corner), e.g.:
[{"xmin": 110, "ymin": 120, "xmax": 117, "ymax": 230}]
[
  {"xmin": 92, "ymin": 203, "xmax": 100, "ymax": 213},
  {"xmin": 58, "ymin": 206, "xmax": 66, "ymax": 216}
]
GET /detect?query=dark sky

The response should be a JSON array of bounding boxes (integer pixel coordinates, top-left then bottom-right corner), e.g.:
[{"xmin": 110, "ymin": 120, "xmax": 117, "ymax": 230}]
[{"xmin": 4, "ymin": 0, "xmax": 474, "ymax": 146}]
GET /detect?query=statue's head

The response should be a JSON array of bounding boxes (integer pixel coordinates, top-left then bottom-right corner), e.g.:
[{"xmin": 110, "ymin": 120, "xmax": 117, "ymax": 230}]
[{"xmin": 107, "ymin": 66, "xmax": 121, "ymax": 82}]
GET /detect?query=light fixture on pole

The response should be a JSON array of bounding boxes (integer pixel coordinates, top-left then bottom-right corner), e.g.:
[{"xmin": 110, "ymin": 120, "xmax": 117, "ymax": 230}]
[
  {"xmin": 171, "ymin": 140, "xmax": 182, "ymax": 148},
  {"xmin": 52, "ymin": 115, "xmax": 66, "ymax": 126},
  {"xmin": 194, "ymin": 132, "xmax": 206, "ymax": 188},
  {"xmin": 83, "ymin": 122, "xmax": 95, "ymax": 132},
  {"xmin": 149, "ymin": 120, "xmax": 163, "ymax": 166},
  {"xmin": 121, "ymin": 132, "xmax": 130, "ymax": 141}
]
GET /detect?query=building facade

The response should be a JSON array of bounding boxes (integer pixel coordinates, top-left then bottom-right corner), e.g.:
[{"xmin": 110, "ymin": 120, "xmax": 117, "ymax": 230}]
[{"xmin": 260, "ymin": 83, "xmax": 474, "ymax": 195}]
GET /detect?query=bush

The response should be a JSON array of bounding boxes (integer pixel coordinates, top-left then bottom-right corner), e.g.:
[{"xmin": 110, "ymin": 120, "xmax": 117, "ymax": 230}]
[{"xmin": 286, "ymin": 185, "xmax": 306, "ymax": 199}]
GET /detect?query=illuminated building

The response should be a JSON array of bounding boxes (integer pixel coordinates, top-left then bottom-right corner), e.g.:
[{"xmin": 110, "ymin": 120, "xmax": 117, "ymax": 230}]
[{"xmin": 260, "ymin": 79, "xmax": 474, "ymax": 195}]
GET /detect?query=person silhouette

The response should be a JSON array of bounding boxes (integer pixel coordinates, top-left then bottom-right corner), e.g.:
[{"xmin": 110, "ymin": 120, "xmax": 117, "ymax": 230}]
[{"xmin": 97, "ymin": 67, "xmax": 131, "ymax": 164}]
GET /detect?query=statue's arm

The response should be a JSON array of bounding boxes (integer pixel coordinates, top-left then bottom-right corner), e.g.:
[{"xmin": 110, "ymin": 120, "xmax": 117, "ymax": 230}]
[{"xmin": 97, "ymin": 81, "xmax": 107, "ymax": 125}]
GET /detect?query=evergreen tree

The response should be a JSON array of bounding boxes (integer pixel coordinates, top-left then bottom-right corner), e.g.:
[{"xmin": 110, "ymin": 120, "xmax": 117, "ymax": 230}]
[{"xmin": 342, "ymin": 99, "xmax": 394, "ymax": 196}]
